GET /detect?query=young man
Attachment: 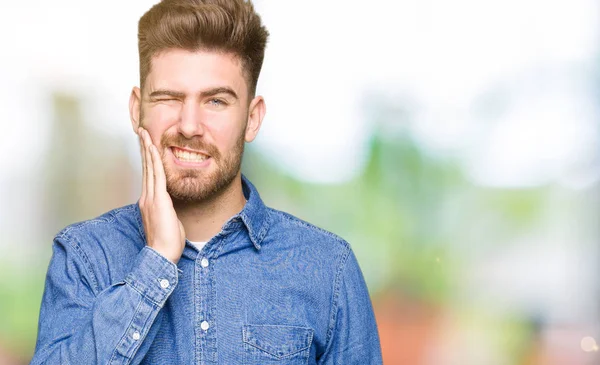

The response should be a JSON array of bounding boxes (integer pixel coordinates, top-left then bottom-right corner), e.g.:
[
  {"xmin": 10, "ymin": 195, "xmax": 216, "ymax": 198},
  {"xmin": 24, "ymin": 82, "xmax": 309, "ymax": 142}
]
[{"xmin": 31, "ymin": 0, "xmax": 382, "ymax": 364}]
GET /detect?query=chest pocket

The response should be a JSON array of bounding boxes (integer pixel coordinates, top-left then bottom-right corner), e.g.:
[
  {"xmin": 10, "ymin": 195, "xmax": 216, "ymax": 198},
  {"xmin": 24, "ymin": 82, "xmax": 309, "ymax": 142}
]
[{"xmin": 242, "ymin": 324, "xmax": 313, "ymax": 364}]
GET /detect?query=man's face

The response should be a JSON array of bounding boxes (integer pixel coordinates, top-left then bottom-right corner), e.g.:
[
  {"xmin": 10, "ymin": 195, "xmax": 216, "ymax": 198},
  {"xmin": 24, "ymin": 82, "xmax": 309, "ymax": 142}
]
[{"xmin": 131, "ymin": 49, "xmax": 260, "ymax": 202}]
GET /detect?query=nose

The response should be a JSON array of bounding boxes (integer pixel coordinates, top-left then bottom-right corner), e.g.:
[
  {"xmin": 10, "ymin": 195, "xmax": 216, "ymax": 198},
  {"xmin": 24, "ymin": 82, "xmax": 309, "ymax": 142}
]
[{"xmin": 177, "ymin": 101, "xmax": 205, "ymax": 138}]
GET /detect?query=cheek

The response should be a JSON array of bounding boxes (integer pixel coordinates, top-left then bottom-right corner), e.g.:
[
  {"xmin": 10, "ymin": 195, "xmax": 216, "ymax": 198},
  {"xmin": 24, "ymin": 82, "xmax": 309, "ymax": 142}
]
[
  {"xmin": 144, "ymin": 105, "xmax": 180, "ymax": 142},
  {"xmin": 205, "ymin": 112, "xmax": 245, "ymax": 145}
]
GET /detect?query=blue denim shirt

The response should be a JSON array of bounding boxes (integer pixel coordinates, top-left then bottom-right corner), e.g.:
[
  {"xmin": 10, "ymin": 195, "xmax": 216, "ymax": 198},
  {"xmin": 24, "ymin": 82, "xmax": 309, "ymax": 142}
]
[{"xmin": 31, "ymin": 176, "xmax": 382, "ymax": 364}]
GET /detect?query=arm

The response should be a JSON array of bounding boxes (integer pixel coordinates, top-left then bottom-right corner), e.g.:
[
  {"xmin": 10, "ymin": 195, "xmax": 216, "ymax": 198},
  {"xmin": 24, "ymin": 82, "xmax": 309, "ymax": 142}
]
[
  {"xmin": 318, "ymin": 248, "xmax": 383, "ymax": 365},
  {"xmin": 31, "ymin": 236, "xmax": 178, "ymax": 365},
  {"xmin": 32, "ymin": 129, "xmax": 186, "ymax": 364}
]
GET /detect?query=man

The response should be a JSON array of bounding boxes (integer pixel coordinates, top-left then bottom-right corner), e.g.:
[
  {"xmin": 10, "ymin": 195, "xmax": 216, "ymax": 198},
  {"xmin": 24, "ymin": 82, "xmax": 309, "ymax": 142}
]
[{"xmin": 31, "ymin": 0, "xmax": 382, "ymax": 364}]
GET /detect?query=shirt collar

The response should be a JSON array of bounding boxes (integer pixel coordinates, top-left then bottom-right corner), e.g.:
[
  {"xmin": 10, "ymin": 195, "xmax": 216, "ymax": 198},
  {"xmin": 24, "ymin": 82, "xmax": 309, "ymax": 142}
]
[{"xmin": 238, "ymin": 174, "xmax": 270, "ymax": 250}]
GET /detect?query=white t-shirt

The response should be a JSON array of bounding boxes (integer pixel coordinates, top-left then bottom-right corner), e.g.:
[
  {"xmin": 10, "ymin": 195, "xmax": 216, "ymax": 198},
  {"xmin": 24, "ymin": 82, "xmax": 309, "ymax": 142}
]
[{"xmin": 189, "ymin": 240, "xmax": 207, "ymax": 251}]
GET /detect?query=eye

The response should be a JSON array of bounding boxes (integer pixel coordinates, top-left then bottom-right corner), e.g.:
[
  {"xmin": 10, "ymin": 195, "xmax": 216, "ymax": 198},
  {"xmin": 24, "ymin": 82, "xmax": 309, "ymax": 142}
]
[
  {"xmin": 208, "ymin": 98, "xmax": 227, "ymax": 106},
  {"xmin": 151, "ymin": 98, "xmax": 179, "ymax": 105}
]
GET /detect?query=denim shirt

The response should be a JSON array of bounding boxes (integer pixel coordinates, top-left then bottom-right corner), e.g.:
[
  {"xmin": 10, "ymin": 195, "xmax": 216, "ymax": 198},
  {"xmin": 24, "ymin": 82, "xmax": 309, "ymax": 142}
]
[{"xmin": 31, "ymin": 176, "xmax": 382, "ymax": 364}]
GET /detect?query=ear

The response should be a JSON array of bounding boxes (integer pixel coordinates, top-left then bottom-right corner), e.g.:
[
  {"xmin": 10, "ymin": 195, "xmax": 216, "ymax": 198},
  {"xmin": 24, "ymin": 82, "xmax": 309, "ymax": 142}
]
[
  {"xmin": 129, "ymin": 86, "xmax": 142, "ymax": 134},
  {"xmin": 245, "ymin": 95, "xmax": 266, "ymax": 143}
]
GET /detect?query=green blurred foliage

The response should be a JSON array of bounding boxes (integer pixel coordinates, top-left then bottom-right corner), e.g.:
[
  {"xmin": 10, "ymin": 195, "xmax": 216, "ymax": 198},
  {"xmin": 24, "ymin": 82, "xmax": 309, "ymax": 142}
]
[{"xmin": 0, "ymin": 256, "xmax": 47, "ymax": 360}]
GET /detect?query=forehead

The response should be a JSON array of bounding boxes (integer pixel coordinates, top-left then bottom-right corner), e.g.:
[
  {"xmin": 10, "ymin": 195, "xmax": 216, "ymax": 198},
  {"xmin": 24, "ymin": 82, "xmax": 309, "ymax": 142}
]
[{"xmin": 146, "ymin": 49, "xmax": 247, "ymax": 97}]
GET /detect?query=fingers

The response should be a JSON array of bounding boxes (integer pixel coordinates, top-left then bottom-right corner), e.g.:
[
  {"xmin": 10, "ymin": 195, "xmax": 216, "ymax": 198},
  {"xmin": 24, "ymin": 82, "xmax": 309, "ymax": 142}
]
[
  {"xmin": 150, "ymin": 144, "xmax": 167, "ymax": 195},
  {"xmin": 142, "ymin": 129, "xmax": 155, "ymax": 200},
  {"xmin": 139, "ymin": 128, "xmax": 168, "ymax": 203},
  {"xmin": 138, "ymin": 128, "xmax": 147, "ymax": 203}
]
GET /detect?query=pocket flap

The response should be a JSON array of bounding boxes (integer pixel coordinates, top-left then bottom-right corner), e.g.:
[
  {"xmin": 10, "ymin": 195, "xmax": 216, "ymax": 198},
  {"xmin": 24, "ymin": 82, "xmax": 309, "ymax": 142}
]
[{"xmin": 243, "ymin": 324, "xmax": 313, "ymax": 358}]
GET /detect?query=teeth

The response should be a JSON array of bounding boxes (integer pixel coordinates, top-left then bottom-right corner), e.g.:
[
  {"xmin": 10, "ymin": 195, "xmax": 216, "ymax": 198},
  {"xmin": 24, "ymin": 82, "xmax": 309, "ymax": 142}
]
[{"xmin": 173, "ymin": 148, "xmax": 208, "ymax": 162}]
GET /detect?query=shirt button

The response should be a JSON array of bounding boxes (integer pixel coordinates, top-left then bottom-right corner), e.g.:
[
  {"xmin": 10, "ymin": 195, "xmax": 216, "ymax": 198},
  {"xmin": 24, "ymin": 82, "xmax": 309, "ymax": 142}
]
[
  {"xmin": 200, "ymin": 258, "xmax": 209, "ymax": 268},
  {"xmin": 132, "ymin": 331, "xmax": 141, "ymax": 341},
  {"xmin": 159, "ymin": 279, "xmax": 170, "ymax": 289},
  {"xmin": 200, "ymin": 321, "xmax": 210, "ymax": 331}
]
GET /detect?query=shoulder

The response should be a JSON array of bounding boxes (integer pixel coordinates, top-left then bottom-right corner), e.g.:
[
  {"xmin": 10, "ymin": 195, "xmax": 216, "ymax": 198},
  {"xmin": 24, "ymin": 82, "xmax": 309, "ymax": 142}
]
[
  {"xmin": 51, "ymin": 204, "xmax": 145, "ymax": 290},
  {"xmin": 265, "ymin": 207, "xmax": 351, "ymax": 255},
  {"xmin": 56, "ymin": 204, "xmax": 142, "ymax": 243},
  {"xmin": 54, "ymin": 204, "xmax": 145, "ymax": 264}
]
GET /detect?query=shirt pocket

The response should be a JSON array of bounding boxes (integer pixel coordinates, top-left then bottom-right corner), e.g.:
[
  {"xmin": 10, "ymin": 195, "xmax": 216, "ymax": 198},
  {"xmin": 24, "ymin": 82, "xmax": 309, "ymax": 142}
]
[{"xmin": 242, "ymin": 324, "xmax": 314, "ymax": 365}]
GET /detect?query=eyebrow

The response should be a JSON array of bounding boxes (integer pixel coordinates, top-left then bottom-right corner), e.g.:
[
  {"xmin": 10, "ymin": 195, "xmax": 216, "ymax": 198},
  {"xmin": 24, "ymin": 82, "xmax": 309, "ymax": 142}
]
[
  {"xmin": 148, "ymin": 90, "xmax": 186, "ymax": 99},
  {"xmin": 148, "ymin": 87, "xmax": 238, "ymax": 100},
  {"xmin": 200, "ymin": 87, "xmax": 238, "ymax": 99}
]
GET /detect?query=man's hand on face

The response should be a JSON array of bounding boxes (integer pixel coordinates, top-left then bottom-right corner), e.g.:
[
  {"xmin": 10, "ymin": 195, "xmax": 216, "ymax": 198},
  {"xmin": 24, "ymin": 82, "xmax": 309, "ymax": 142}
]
[{"xmin": 138, "ymin": 128, "xmax": 186, "ymax": 264}]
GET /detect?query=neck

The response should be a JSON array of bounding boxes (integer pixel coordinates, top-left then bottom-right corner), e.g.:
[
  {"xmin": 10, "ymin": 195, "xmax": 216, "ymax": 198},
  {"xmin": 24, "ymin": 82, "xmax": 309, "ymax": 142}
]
[{"xmin": 172, "ymin": 173, "xmax": 246, "ymax": 243}]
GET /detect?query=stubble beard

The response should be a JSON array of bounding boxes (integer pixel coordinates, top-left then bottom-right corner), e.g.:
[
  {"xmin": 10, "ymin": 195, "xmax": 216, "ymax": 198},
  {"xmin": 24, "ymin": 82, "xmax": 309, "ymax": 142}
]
[{"xmin": 160, "ymin": 130, "xmax": 245, "ymax": 203}]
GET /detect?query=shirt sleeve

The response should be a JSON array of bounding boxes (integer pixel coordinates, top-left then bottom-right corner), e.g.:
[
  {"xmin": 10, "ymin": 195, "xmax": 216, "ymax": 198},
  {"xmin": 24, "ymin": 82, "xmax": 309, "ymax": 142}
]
[
  {"xmin": 318, "ymin": 247, "xmax": 383, "ymax": 365},
  {"xmin": 30, "ymin": 234, "xmax": 179, "ymax": 365}
]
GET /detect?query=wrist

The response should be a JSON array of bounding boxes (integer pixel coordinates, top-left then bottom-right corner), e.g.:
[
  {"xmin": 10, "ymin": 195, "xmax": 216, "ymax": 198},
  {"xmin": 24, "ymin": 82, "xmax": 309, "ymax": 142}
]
[{"xmin": 148, "ymin": 245, "xmax": 180, "ymax": 264}]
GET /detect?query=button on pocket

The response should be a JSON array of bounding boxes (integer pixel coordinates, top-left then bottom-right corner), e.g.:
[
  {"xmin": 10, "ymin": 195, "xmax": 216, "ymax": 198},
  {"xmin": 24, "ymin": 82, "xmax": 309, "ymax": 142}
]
[{"xmin": 242, "ymin": 324, "xmax": 313, "ymax": 364}]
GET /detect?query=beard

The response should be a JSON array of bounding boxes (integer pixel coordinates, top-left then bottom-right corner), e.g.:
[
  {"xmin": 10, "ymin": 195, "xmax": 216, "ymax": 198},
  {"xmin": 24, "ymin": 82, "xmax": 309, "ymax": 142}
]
[{"xmin": 159, "ymin": 129, "xmax": 245, "ymax": 203}]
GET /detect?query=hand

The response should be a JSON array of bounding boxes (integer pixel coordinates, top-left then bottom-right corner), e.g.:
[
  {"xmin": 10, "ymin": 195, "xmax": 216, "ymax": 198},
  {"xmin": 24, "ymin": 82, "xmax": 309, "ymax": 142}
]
[{"xmin": 138, "ymin": 128, "xmax": 186, "ymax": 264}]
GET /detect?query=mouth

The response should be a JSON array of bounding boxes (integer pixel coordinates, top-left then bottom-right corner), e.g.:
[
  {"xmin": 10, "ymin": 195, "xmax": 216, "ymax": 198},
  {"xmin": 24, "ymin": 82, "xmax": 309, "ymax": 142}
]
[{"xmin": 170, "ymin": 146, "xmax": 211, "ymax": 165}]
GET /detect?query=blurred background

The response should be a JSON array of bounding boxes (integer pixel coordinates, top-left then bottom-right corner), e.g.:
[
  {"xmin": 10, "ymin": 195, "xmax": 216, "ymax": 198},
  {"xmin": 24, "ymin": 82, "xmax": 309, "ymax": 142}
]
[{"xmin": 1, "ymin": 0, "xmax": 599, "ymax": 364}]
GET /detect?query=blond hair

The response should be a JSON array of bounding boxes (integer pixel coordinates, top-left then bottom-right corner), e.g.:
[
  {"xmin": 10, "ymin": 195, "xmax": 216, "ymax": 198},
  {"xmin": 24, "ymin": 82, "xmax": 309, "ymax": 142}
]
[{"xmin": 138, "ymin": 0, "xmax": 269, "ymax": 96}]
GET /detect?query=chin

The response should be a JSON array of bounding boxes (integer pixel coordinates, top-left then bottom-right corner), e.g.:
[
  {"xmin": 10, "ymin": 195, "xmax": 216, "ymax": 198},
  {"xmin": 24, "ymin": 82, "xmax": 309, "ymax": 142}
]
[{"xmin": 166, "ymin": 171, "xmax": 238, "ymax": 203}]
